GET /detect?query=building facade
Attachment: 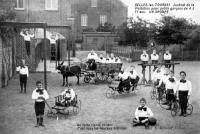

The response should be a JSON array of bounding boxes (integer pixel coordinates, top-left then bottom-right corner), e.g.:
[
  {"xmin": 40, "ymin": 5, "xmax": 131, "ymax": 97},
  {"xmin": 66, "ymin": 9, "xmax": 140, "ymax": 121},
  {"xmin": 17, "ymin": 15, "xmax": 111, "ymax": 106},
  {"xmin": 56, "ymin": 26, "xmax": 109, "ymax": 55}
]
[{"xmin": 72, "ymin": 0, "xmax": 128, "ymax": 41}]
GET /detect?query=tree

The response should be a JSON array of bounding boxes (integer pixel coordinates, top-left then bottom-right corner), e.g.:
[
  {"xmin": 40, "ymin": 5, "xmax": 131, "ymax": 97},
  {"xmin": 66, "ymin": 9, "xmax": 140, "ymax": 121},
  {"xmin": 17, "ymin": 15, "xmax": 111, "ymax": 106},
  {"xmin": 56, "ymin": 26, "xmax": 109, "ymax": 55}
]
[
  {"xmin": 153, "ymin": 16, "xmax": 189, "ymax": 46},
  {"xmin": 185, "ymin": 26, "xmax": 200, "ymax": 50},
  {"xmin": 96, "ymin": 23, "xmax": 115, "ymax": 32}
]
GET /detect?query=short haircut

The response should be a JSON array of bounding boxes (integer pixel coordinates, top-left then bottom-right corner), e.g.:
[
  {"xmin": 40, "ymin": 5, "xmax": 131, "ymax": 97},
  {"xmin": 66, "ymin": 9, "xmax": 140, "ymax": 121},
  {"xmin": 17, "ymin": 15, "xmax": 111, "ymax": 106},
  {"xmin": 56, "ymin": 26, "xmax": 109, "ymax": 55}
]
[
  {"xmin": 140, "ymin": 98, "xmax": 147, "ymax": 103},
  {"xmin": 180, "ymin": 71, "xmax": 186, "ymax": 76},
  {"xmin": 36, "ymin": 81, "xmax": 42, "ymax": 85}
]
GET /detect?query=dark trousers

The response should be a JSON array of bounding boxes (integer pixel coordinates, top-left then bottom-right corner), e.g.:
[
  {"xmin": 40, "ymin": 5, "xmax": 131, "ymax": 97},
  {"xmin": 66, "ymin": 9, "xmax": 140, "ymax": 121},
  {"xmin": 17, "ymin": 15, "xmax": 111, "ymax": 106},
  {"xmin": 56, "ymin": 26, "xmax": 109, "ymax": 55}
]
[
  {"xmin": 157, "ymin": 82, "xmax": 165, "ymax": 100},
  {"xmin": 179, "ymin": 91, "xmax": 188, "ymax": 114},
  {"xmin": 133, "ymin": 117, "xmax": 157, "ymax": 126},
  {"xmin": 141, "ymin": 61, "xmax": 148, "ymax": 73},
  {"xmin": 164, "ymin": 60, "xmax": 171, "ymax": 68},
  {"xmin": 25, "ymin": 41, "xmax": 30, "ymax": 56},
  {"xmin": 166, "ymin": 89, "xmax": 175, "ymax": 105},
  {"xmin": 35, "ymin": 101, "xmax": 45, "ymax": 125},
  {"xmin": 130, "ymin": 76, "xmax": 140, "ymax": 86},
  {"xmin": 20, "ymin": 74, "xmax": 27, "ymax": 93},
  {"xmin": 152, "ymin": 60, "xmax": 158, "ymax": 71},
  {"xmin": 118, "ymin": 79, "xmax": 130, "ymax": 92}
]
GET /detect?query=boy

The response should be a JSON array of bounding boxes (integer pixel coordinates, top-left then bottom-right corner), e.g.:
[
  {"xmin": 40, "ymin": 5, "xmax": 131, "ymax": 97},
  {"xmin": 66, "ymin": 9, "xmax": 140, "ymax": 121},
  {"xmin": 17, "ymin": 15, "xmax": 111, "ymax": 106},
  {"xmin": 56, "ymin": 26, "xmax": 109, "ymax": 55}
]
[
  {"xmin": 176, "ymin": 71, "xmax": 192, "ymax": 116},
  {"xmin": 16, "ymin": 59, "xmax": 29, "ymax": 93},
  {"xmin": 151, "ymin": 49, "xmax": 159, "ymax": 71},
  {"xmin": 32, "ymin": 81, "xmax": 49, "ymax": 127},
  {"xmin": 140, "ymin": 50, "xmax": 149, "ymax": 73},
  {"xmin": 60, "ymin": 87, "xmax": 76, "ymax": 106},
  {"xmin": 133, "ymin": 98, "xmax": 157, "ymax": 129}
]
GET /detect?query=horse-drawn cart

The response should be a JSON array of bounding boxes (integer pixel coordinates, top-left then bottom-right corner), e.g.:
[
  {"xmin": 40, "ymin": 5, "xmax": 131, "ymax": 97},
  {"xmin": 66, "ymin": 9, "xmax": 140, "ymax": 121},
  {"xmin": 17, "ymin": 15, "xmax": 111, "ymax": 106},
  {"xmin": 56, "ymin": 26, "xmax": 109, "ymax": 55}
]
[{"xmin": 82, "ymin": 63, "xmax": 123, "ymax": 83}]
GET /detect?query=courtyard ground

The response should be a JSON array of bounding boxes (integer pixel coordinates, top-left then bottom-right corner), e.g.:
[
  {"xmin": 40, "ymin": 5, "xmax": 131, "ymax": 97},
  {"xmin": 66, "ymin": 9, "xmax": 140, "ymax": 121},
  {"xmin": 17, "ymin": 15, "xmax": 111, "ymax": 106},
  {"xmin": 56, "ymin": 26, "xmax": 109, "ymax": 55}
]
[{"xmin": 0, "ymin": 61, "xmax": 200, "ymax": 134}]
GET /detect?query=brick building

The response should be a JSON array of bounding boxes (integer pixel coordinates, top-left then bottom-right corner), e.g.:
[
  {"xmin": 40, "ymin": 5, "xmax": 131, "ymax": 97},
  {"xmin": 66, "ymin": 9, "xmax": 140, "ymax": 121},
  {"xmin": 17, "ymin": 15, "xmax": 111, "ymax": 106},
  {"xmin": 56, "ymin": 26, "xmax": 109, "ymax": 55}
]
[{"xmin": 72, "ymin": 0, "xmax": 128, "ymax": 41}]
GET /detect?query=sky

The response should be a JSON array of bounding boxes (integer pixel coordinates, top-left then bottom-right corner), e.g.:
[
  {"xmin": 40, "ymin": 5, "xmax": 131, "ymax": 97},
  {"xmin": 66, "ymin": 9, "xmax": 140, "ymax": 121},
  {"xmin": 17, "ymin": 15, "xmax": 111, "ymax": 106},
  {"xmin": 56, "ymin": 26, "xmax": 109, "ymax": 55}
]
[{"xmin": 120, "ymin": 0, "xmax": 200, "ymax": 24}]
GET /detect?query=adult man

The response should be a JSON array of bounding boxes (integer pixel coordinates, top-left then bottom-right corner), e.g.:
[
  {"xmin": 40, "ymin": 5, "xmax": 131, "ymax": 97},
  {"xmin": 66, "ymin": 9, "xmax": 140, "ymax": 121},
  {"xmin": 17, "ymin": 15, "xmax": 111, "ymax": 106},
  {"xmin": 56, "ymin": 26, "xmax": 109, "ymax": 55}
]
[
  {"xmin": 164, "ymin": 49, "xmax": 172, "ymax": 68},
  {"xmin": 151, "ymin": 49, "xmax": 159, "ymax": 71},
  {"xmin": 176, "ymin": 71, "xmax": 192, "ymax": 116},
  {"xmin": 16, "ymin": 59, "xmax": 29, "ymax": 93},
  {"xmin": 140, "ymin": 50, "xmax": 149, "ymax": 73}
]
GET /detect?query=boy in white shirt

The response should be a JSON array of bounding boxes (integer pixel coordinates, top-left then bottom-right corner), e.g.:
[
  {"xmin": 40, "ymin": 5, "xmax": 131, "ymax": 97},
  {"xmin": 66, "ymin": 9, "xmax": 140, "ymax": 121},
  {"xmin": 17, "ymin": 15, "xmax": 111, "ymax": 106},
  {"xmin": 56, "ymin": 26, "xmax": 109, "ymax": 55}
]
[
  {"xmin": 118, "ymin": 69, "xmax": 130, "ymax": 93},
  {"xmin": 129, "ymin": 66, "xmax": 140, "ymax": 89},
  {"xmin": 59, "ymin": 88, "xmax": 76, "ymax": 106},
  {"xmin": 32, "ymin": 81, "xmax": 49, "ymax": 127},
  {"xmin": 133, "ymin": 98, "xmax": 157, "ymax": 129},
  {"xmin": 163, "ymin": 49, "xmax": 172, "ymax": 68},
  {"xmin": 20, "ymin": 30, "xmax": 34, "ymax": 56},
  {"xmin": 16, "ymin": 59, "xmax": 29, "ymax": 93},
  {"xmin": 140, "ymin": 50, "xmax": 149, "ymax": 73},
  {"xmin": 176, "ymin": 71, "xmax": 192, "ymax": 116},
  {"xmin": 151, "ymin": 49, "xmax": 159, "ymax": 71}
]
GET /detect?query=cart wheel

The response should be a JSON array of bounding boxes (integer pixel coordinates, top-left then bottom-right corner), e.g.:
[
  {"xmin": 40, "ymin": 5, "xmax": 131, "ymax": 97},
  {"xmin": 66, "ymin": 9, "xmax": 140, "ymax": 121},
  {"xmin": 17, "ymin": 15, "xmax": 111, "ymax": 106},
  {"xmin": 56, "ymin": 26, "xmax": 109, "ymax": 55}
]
[
  {"xmin": 186, "ymin": 104, "xmax": 193, "ymax": 116},
  {"xmin": 47, "ymin": 110, "xmax": 57, "ymax": 118},
  {"xmin": 84, "ymin": 75, "xmax": 91, "ymax": 83},
  {"xmin": 106, "ymin": 88, "xmax": 115, "ymax": 98},
  {"xmin": 73, "ymin": 100, "xmax": 81, "ymax": 114},
  {"xmin": 107, "ymin": 76, "xmax": 113, "ymax": 84},
  {"xmin": 171, "ymin": 102, "xmax": 180, "ymax": 117}
]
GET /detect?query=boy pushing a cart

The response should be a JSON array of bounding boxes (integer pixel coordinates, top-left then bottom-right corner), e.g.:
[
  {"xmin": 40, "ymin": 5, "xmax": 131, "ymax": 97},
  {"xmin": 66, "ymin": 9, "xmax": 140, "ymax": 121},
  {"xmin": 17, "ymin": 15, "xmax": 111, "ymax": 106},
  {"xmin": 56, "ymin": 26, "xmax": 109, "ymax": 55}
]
[{"xmin": 32, "ymin": 81, "xmax": 49, "ymax": 127}]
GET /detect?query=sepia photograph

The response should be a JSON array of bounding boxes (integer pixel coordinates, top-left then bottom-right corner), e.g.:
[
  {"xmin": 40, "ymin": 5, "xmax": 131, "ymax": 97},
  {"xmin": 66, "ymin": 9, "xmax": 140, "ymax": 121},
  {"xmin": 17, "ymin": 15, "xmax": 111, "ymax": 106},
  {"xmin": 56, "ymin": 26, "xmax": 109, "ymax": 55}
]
[{"xmin": 0, "ymin": 0, "xmax": 200, "ymax": 134}]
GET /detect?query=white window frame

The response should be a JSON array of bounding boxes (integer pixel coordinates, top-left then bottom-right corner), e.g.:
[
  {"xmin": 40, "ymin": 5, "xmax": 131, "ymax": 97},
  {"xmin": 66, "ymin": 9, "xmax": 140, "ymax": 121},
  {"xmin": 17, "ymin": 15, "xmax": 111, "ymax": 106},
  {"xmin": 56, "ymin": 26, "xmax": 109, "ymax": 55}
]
[
  {"xmin": 100, "ymin": 15, "xmax": 107, "ymax": 26},
  {"xmin": 91, "ymin": 0, "xmax": 97, "ymax": 7},
  {"xmin": 15, "ymin": 0, "xmax": 25, "ymax": 10},
  {"xmin": 81, "ymin": 14, "xmax": 88, "ymax": 27},
  {"xmin": 45, "ymin": 0, "xmax": 58, "ymax": 11}
]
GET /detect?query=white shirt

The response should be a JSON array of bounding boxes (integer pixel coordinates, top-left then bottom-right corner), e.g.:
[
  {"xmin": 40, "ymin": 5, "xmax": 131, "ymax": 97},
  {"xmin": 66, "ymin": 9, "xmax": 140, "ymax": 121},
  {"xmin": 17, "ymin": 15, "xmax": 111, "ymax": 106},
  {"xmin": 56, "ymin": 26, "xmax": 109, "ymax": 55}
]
[
  {"xmin": 118, "ymin": 72, "xmax": 129, "ymax": 80},
  {"xmin": 176, "ymin": 80, "xmax": 192, "ymax": 95},
  {"xmin": 16, "ymin": 66, "xmax": 29, "ymax": 77},
  {"xmin": 32, "ymin": 88, "xmax": 49, "ymax": 102},
  {"xmin": 152, "ymin": 69, "xmax": 164, "ymax": 82},
  {"xmin": 151, "ymin": 53, "xmax": 159, "ymax": 61},
  {"xmin": 115, "ymin": 58, "xmax": 122, "ymax": 63},
  {"xmin": 97, "ymin": 57, "xmax": 106, "ymax": 63},
  {"xmin": 49, "ymin": 36, "xmax": 58, "ymax": 44},
  {"xmin": 162, "ymin": 76, "xmax": 177, "ymax": 93},
  {"xmin": 87, "ymin": 53, "xmax": 99, "ymax": 60},
  {"xmin": 164, "ymin": 53, "xmax": 172, "ymax": 60},
  {"xmin": 109, "ymin": 58, "xmax": 116, "ymax": 63},
  {"xmin": 61, "ymin": 88, "xmax": 75, "ymax": 101},
  {"xmin": 105, "ymin": 58, "xmax": 110, "ymax": 63},
  {"xmin": 135, "ymin": 106, "xmax": 153, "ymax": 119},
  {"xmin": 140, "ymin": 54, "xmax": 149, "ymax": 61},
  {"xmin": 129, "ymin": 70, "xmax": 138, "ymax": 79},
  {"xmin": 20, "ymin": 32, "xmax": 34, "ymax": 41}
]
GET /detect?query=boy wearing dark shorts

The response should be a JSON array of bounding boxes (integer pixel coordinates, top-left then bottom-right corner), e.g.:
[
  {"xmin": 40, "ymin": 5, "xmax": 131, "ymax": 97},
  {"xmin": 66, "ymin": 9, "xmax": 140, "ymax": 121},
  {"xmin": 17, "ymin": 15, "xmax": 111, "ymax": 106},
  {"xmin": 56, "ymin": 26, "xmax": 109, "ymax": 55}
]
[{"xmin": 32, "ymin": 81, "xmax": 49, "ymax": 127}]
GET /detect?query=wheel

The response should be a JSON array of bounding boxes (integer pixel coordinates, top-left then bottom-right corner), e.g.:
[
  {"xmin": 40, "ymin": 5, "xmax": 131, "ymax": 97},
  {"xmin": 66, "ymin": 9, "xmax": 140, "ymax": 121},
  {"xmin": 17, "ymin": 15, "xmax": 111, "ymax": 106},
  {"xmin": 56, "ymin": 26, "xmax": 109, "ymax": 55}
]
[
  {"xmin": 158, "ymin": 94, "xmax": 168, "ymax": 109},
  {"xmin": 186, "ymin": 104, "xmax": 193, "ymax": 116},
  {"xmin": 47, "ymin": 109, "xmax": 57, "ymax": 118},
  {"xmin": 171, "ymin": 101, "xmax": 180, "ymax": 117},
  {"xmin": 107, "ymin": 76, "xmax": 113, "ymax": 84},
  {"xmin": 84, "ymin": 75, "xmax": 91, "ymax": 83},
  {"xmin": 73, "ymin": 100, "xmax": 81, "ymax": 114},
  {"xmin": 106, "ymin": 88, "xmax": 115, "ymax": 98}
]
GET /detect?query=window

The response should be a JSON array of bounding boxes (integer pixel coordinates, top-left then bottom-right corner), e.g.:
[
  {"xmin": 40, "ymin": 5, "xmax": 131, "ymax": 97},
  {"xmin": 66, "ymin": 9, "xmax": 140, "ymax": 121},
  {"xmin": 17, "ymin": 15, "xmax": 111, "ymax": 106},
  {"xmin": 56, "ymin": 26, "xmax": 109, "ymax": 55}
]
[
  {"xmin": 15, "ymin": 0, "xmax": 25, "ymax": 10},
  {"xmin": 81, "ymin": 14, "xmax": 88, "ymax": 26},
  {"xmin": 100, "ymin": 15, "xmax": 107, "ymax": 26},
  {"xmin": 45, "ymin": 0, "xmax": 58, "ymax": 10},
  {"xmin": 91, "ymin": 0, "xmax": 97, "ymax": 7}
]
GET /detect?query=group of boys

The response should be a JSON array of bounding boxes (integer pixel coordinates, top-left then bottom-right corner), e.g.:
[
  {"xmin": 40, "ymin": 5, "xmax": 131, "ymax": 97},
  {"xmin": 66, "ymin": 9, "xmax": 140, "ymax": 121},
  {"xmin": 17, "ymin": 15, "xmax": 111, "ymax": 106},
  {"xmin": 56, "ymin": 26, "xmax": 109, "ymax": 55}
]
[
  {"xmin": 140, "ymin": 49, "xmax": 172, "ymax": 72},
  {"xmin": 117, "ymin": 66, "xmax": 140, "ymax": 93},
  {"xmin": 32, "ymin": 81, "xmax": 76, "ymax": 127},
  {"xmin": 152, "ymin": 66, "xmax": 192, "ymax": 116}
]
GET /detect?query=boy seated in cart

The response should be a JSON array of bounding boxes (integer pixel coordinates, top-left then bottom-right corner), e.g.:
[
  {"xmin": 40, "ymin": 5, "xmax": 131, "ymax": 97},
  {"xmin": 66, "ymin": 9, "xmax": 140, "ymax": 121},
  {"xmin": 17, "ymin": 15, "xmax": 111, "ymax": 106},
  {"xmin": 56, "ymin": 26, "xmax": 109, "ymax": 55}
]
[
  {"xmin": 118, "ymin": 68, "xmax": 131, "ymax": 93},
  {"xmin": 56, "ymin": 87, "xmax": 76, "ymax": 107},
  {"xmin": 129, "ymin": 66, "xmax": 140, "ymax": 89},
  {"xmin": 86, "ymin": 50, "xmax": 98, "ymax": 70}
]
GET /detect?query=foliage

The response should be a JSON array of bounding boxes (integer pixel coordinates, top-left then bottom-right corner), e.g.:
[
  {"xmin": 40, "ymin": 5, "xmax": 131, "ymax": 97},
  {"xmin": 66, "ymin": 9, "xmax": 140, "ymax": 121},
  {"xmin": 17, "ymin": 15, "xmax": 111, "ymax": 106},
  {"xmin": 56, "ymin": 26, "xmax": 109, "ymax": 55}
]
[
  {"xmin": 82, "ymin": 27, "xmax": 95, "ymax": 32},
  {"xmin": 153, "ymin": 16, "xmax": 189, "ymax": 45},
  {"xmin": 185, "ymin": 26, "xmax": 200, "ymax": 50},
  {"xmin": 117, "ymin": 17, "xmax": 150, "ymax": 47},
  {"xmin": 96, "ymin": 23, "xmax": 115, "ymax": 32},
  {"xmin": 0, "ymin": 6, "xmax": 17, "ymax": 40}
]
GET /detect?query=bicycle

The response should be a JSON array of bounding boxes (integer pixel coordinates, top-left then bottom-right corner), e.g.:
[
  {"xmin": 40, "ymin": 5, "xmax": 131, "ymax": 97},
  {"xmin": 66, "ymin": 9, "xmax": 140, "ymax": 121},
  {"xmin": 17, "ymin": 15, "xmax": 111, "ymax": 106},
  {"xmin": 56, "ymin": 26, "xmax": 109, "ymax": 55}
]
[{"xmin": 171, "ymin": 98, "xmax": 193, "ymax": 117}]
